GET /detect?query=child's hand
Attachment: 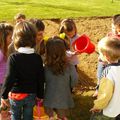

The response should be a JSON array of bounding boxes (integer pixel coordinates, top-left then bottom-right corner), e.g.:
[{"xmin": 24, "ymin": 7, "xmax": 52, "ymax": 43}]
[
  {"xmin": 36, "ymin": 97, "xmax": 43, "ymax": 103},
  {"xmin": 1, "ymin": 98, "xmax": 9, "ymax": 108},
  {"xmin": 74, "ymin": 51, "xmax": 80, "ymax": 55},
  {"xmin": 90, "ymin": 108, "xmax": 101, "ymax": 113}
]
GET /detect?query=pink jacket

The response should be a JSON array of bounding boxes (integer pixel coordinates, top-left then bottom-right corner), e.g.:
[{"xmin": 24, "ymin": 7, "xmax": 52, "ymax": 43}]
[{"xmin": 0, "ymin": 50, "xmax": 7, "ymax": 84}]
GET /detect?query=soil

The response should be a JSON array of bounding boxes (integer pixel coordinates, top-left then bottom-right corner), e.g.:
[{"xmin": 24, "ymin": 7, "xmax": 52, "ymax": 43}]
[{"xmin": 43, "ymin": 17, "xmax": 112, "ymax": 90}]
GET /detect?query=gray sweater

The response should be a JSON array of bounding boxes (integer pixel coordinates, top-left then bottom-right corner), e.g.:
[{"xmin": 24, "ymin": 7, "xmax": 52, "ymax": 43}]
[{"xmin": 44, "ymin": 64, "xmax": 78, "ymax": 109}]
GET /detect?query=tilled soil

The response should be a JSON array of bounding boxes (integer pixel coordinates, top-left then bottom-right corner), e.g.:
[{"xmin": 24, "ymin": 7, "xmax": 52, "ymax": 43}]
[{"xmin": 43, "ymin": 17, "xmax": 112, "ymax": 89}]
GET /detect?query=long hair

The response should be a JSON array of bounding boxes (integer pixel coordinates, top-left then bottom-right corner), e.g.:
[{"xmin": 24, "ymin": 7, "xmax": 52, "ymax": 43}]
[
  {"xmin": 0, "ymin": 23, "xmax": 13, "ymax": 58},
  {"xmin": 59, "ymin": 19, "xmax": 77, "ymax": 34},
  {"xmin": 45, "ymin": 36, "xmax": 67, "ymax": 75}
]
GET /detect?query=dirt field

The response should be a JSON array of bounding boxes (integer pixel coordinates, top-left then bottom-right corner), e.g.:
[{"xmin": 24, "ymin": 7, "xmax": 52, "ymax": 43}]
[
  {"xmin": 43, "ymin": 17, "xmax": 112, "ymax": 88},
  {"xmin": 1, "ymin": 17, "xmax": 113, "ymax": 120},
  {"xmin": 43, "ymin": 17, "xmax": 112, "ymax": 120}
]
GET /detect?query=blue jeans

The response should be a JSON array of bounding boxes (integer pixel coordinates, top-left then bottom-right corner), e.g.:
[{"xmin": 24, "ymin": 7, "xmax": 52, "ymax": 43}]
[
  {"xmin": 96, "ymin": 61, "xmax": 106, "ymax": 89},
  {"xmin": 9, "ymin": 94, "xmax": 36, "ymax": 120}
]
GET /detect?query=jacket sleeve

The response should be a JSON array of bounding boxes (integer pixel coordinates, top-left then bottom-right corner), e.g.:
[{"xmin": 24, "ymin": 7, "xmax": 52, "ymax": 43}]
[
  {"xmin": 1, "ymin": 55, "xmax": 16, "ymax": 99},
  {"xmin": 93, "ymin": 77, "xmax": 114, "ymax": 109},
  {"xmin": 36, "ymin": 56, "xmax": 45, "ymax": 99},
  {"xmin": 70, "ymin": 65, "xmax": 78, "ymax": 88}
]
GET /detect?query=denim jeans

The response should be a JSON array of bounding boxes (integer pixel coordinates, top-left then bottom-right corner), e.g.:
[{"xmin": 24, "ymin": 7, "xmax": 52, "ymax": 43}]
[
  {"xmin": 9, "ymin": 94, "xmax": 36, "ymax": 120},
  {"xmin": 96, "ymin": 61, "xmax": 106, "ymax": 89}
]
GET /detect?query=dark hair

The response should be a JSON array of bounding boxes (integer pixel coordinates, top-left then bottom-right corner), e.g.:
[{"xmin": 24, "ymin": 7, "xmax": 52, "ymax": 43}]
[
  {"xmin": 29, "ymin": 18, "xmax": 45, "ymax": 31},
  {"xmin": 59, "ymin": 19, "xmax": 77, "ymax": 33},
  {"xmin": 14, "ymin": 13, "xmax": 26, "ymax": 20},
  {"xmin": 0, "ymin": 23, "xmax": 13, "ymax": 58},
  {"xmin": 13, "ymin": 21, "xmax": 36, "ymax": 49},
  {"xmin": 45, "ymin": 36, "xmax": 67, "ymax": 75},
  {"xmin": 114, "ymin": 16, "xmax": 120, "ymax": 27},
  {"xmin": 113, "ymin": 14, "xmax": 120, "ymax": 23}
]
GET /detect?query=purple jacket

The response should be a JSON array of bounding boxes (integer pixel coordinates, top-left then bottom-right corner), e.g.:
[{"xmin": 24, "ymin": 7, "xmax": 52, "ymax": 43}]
[{"xmin": 0, "ymin": 50, "xmax": 7, "ymax": 84}]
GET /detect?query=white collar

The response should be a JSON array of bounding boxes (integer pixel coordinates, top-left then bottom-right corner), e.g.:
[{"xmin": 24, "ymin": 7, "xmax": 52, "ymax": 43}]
[{"xmin": 17, "ymin": 47, "xmax": 35, "ymax": 54}]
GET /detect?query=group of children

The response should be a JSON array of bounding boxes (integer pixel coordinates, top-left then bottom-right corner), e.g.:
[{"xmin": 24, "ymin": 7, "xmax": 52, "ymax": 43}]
[
  {"xmin": 0, "ymin": 12, "xmax": 120, "ymax": 120},
  {"xmin": 0, "ymin": 13, "xmax": 79, "ymax": 120}
]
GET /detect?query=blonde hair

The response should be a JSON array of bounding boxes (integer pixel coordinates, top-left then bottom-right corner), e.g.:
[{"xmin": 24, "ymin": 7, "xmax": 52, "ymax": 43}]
[{"xmin": 98, "ymin": 37, "xmax": 120, "ymax": 61}]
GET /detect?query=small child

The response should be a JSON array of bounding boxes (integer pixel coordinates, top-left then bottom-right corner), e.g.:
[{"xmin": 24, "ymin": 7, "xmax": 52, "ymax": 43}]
[
  {"xmin": 29, "ymin": 18, "xmax": 45, "ymax": 55},
  {"xmin": 93, "ymin": 14, "xmax": 120, "ymax": 97},
  {"xmin": 0, "ymin": 21, "xmax": 44, "ymax": 120},
  {"xmin": 14, "ymin": 13, "xmax": 26, "ymax": 23},
  {"xmin": 43, "ymin": 36, "xmax": 78, "ymax": 120},
  {"xmin": 90, "ymin": 37, "xmax": 120, "ymax": 120},
  {"xmin": 0, "ymin": 23, "xmax": 13, "ymax": 89},
  {"xmin": 59, "ymin": 19, "xmax": 80, "ymax": 67},
  {"xmin": 8, "ymin": 13, "xmax": 26, "ymax": 55}
]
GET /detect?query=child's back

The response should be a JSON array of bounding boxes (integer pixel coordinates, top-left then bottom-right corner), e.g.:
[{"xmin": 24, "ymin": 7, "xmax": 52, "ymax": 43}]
[
  {"xmin": 1, "ymin": 21, "xmax": 44, "ymax": 120},
  {"xmin": 90, "ymin": 37, "xmax": 120, "ymax": 119},
  {"xmin": 43, "ymin": 37, "xmax": 78, "ymax": 120},
  {"xmin": 102, "ymin": 63, "xmax": 120, "ymax": 117},
  {"xmin": 44, "ymin": 63, "xmax": 77, "ymax": 108}
]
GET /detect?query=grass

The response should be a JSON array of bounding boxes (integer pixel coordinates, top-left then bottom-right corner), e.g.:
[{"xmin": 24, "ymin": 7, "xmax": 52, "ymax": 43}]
[
  {"xmin": 0, "ymin": 0, "xmax": 120, "ymax": 21},
  {"xmin": 71, "ymin": 91, "xmax": 94, "ymax": 120}
]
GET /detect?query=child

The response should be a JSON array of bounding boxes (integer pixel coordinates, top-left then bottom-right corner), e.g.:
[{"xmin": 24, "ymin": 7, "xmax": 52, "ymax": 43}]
[
  {"xmin": 8, "ymin": 13, "xmax": 26, "ymax": 55},
  {"xmin": 43, "ymin": 36, "xmax": 78, "ymax": 120},
  {"xmin": 0, "ymin": 23, "xmax": 13, "ymax": 90},
  {"xmin": 14, "ymin": 13, "xmax": 26, "ymax": 23},
  {"xmin": 90, "ymin": 37, "xmax": 120, "ymax": 120},
  {"xmin": 0, "ymin": 21, "xmax": 45, "ymax": 120},
  {"xmin": 29, "ymin": 18, "xmax": 45, "ymax": 55},
  {"xmin": 93, "ymin": 14, "xmax": 120, "ymax": 97},
  {"xmin": 59, "ymin": 19, "xmax": 80, "ymax": 66}
]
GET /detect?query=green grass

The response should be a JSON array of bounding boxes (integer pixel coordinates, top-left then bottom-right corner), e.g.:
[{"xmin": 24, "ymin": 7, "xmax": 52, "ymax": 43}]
[
  {"xmin": 71, "ymin": 91, "xmax": 94, "ymax": 120},
  {"xmin": 0, "ymin": 0, "xmax": 120, "ymax": 21}
]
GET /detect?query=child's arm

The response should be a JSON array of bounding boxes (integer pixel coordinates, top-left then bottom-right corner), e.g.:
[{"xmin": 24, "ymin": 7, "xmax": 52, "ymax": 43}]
[
  {"xmin": 66, "ymin": 50, "xmax": 79, "ymax": 58},
  {"xmin": 1, "ymin": 55, "xmax": 16, "ymax": 99},
  {"xmin": 69, "ymin": 65, "xmax": 78, "ymax": 88},
  {"xmin": 91, "ymin": 77, "xmax": 114, "ymax": 112},
  {"xmin": 36, "ymin": 56, "xmax": 45, "ymax": 99},
  {"xmin": 0, "ymin": 50, "xmax": 4, "ymax": 63}
]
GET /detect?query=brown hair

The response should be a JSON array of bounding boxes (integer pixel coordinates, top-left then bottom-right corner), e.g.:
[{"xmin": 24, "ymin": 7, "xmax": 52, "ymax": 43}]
[
  {"xmin": 59, "ymin": 19, "xmax": 77, "ymax": 34},
  {"xmin": 14, "ymin": 13, "xmax": 26, "ymax": 20},
  {"xmin": 98, "ymin": 37, "xmax": 120, "ymax": 61},
  {"xmin": 29, "ymin": 18, "xmax": 45, "ymax": 31},
  {"xmin": 13, "ymin": 21, "xmax": 36, "ymax": 49},
  {"xmin": 0, "ymin": 23, "xmax": 13, "ymax": 58},
  {"xmin": 114, "ymin": 16, "xmax": 120, "ymax": 27},
  {"xmin": 113, "ymin": 14, "xmax": 120, "ymax": 24},
  {"xmin": 45, "ymin": 36, "xmax": 67, "ymax": 75}
]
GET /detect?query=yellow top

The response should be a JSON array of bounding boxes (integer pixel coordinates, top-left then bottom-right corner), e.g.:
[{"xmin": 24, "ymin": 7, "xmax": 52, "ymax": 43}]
[{"xmin": 93, "ymin": 77, "xmax": 114, "ymax": 109}]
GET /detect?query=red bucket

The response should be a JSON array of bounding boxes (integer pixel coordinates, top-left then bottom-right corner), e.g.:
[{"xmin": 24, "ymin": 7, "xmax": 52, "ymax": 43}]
[{"xmin": 72, "ymin": 34, "xmax": 95, "ymax": 54}]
